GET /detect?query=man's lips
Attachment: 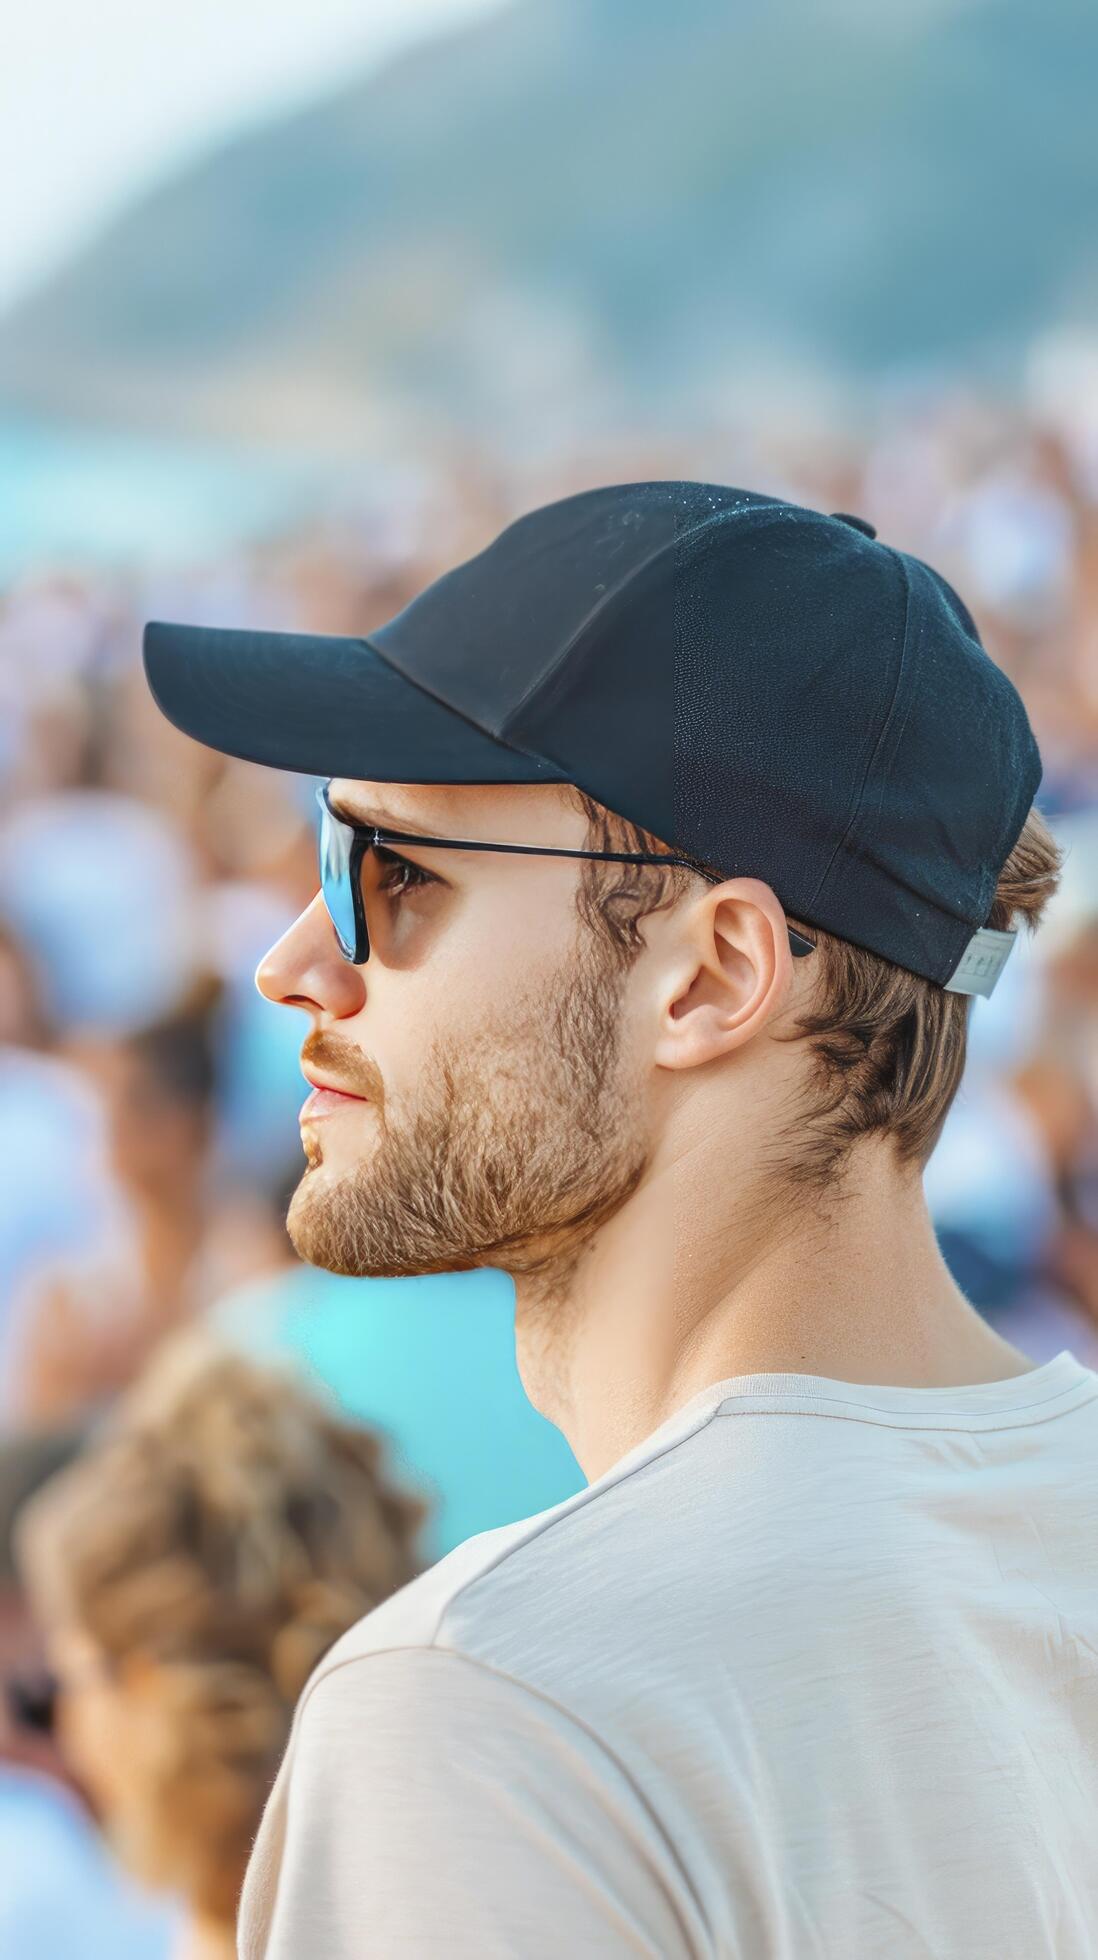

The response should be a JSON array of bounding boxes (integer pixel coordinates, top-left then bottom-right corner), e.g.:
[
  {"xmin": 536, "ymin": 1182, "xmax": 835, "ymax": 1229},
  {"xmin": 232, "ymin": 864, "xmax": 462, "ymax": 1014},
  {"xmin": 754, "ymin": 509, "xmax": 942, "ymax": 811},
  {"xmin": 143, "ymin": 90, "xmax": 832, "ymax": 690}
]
[{"xmin": 300, "ymin": 1071, "xmax": 370, "ymax": 1121}]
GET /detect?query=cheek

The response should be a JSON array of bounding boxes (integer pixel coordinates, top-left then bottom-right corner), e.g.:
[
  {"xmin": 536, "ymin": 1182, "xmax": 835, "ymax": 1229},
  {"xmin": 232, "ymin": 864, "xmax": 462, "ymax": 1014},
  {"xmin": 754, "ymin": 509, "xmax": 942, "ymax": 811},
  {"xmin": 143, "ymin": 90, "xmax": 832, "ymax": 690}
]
[
  {"xmin": 346, "ymin": 887, "xmax": 572, "ymax": 1099},
  {"xmin": 59, "ymin": 1684, "xmax": 126, "ymax": 1804},
  {"xmin": 363, "ymin": 949, "xmax": 497, "ymax": 1081},
  {"xmin": 456, "ymin": 884, "xmax": 571, "ymax": 1026}
]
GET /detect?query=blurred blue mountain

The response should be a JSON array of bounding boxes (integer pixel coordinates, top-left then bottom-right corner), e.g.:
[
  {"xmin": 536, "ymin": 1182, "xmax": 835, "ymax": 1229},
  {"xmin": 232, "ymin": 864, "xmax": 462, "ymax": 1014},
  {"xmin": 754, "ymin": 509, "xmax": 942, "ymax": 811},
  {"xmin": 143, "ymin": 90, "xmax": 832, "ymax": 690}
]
[{"xmin": 0, "ymin": 0, "xmax": 1096, "ymax": 445}]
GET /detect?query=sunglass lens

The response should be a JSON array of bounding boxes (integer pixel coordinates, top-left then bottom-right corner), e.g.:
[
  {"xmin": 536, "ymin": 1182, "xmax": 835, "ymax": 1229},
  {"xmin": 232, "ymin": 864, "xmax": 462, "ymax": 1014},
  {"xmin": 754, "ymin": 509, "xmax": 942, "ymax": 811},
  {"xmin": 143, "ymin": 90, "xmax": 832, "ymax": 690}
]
[{"xmin": 317, "ymin": 791, "xmax": 360, "ymax": 962}]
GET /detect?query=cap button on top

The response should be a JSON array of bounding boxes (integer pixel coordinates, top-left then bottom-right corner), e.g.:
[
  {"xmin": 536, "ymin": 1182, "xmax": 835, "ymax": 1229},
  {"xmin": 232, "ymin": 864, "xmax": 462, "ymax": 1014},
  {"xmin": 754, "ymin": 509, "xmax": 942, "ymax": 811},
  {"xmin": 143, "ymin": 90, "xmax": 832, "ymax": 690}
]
[{"xmin": 830, "ymin": 511, "xmax": 877, "ymax": 539}]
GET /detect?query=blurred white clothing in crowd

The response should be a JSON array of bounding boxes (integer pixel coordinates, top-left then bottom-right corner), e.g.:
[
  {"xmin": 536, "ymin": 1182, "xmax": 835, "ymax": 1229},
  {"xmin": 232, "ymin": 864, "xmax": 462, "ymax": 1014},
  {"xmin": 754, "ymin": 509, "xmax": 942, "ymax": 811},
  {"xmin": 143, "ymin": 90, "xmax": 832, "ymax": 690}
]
[
  {"xmin": 0, "ymin": 1047, "xmax": 121, "ymax": 1409},
  {"xmin": 0, "ymin": 792, "xmax": 199, "ymax": 1035}
]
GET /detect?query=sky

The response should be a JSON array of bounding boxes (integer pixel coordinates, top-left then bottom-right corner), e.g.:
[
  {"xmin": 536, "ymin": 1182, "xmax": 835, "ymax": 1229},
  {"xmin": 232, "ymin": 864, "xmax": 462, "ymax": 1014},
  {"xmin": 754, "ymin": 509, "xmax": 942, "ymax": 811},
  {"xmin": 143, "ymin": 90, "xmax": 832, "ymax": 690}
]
[{"xmin": 0, "ymin": 0, "xmax": 514, "ymax": 315}]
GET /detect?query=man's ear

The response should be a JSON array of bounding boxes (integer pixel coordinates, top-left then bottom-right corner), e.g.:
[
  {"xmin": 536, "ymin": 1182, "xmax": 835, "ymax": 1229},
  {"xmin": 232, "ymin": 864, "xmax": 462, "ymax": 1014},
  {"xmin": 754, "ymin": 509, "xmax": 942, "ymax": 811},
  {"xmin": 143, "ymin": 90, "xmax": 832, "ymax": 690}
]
[{"xmin": 652, "ymin": 877, "xmax": 794, "ymax": 1073}]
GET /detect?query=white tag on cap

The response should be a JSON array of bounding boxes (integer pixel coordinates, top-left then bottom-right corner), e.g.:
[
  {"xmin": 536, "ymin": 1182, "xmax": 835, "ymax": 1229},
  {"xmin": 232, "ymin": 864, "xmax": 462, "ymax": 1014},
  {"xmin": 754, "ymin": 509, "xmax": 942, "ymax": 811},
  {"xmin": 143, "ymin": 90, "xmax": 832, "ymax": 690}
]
[{"xmin": 943, "ymin": 924, "xmax": 1017, "ymax": 998}]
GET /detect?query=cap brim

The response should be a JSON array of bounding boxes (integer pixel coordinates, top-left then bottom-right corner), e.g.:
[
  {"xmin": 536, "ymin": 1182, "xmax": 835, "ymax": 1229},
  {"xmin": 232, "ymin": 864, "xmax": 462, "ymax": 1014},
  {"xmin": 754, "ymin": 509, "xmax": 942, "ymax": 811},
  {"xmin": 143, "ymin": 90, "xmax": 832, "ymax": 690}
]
[{"xmin": 142, "ymin": 622, "xmax": 568, "ymax": 786}]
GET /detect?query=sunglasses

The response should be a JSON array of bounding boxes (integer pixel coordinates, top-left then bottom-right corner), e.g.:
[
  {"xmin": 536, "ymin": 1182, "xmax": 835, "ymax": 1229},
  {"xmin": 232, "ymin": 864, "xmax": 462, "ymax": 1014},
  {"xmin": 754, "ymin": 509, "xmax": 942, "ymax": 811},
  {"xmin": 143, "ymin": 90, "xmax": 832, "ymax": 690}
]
[
  {"xmin": 5, "ymin": 1665, "xmax": 58, "ymax": 1735},
  {"xmin": 316, "ymin": 782, "xmax": 817, "ymax": 968}
]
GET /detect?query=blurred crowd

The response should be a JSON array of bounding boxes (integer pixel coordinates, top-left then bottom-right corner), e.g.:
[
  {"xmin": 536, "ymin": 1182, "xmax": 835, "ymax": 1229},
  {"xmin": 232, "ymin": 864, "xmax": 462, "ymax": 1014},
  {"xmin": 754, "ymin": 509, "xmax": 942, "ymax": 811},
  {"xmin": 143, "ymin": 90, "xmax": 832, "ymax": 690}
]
[{"xmin": 0, "ymin": 385, "xmax": 1097, "ymax": 1951}]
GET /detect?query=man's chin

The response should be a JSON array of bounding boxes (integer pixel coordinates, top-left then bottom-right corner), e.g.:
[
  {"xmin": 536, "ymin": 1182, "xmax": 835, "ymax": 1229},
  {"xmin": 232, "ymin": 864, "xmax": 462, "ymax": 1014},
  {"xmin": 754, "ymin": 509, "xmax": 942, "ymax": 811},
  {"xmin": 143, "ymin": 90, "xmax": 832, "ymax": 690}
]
[{"xmin": 285, "ymin": 1168, "xmax": 484, "ymax": 1280}]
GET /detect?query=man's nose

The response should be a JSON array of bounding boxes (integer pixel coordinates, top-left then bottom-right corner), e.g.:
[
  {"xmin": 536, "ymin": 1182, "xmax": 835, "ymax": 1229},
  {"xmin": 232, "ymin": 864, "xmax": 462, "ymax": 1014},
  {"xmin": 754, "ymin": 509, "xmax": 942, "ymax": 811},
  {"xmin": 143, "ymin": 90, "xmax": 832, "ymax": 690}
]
[{"xmin": 255, "ymin": 892, "xmax": 366, "ymax": 1017}]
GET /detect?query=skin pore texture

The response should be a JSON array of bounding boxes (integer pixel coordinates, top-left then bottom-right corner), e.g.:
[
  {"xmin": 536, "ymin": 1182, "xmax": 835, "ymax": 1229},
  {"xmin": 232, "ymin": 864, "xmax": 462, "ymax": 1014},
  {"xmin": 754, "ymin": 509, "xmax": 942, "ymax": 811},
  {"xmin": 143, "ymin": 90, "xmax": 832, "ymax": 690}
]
[{"xmin": 257, "ymin": 779, "xmax": 1036, "ymax": 1483}]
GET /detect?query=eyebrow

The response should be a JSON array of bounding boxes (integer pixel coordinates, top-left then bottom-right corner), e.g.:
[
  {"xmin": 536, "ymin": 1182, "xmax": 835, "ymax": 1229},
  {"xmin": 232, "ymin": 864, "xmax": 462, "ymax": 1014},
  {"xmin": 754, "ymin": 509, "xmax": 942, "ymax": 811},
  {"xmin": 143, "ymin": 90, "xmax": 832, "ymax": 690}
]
[{"xmin": 324, "ymin": 792, "xmax": 442, "ymax": 839}]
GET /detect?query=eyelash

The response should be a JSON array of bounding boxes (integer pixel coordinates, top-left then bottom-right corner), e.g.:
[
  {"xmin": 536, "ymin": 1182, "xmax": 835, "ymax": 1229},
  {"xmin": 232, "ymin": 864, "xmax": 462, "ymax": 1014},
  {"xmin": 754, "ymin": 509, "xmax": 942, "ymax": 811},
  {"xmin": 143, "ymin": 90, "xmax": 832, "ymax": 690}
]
[{"xmin": 373, "ymin": 848, "xmax": 436, "ymax": 900}]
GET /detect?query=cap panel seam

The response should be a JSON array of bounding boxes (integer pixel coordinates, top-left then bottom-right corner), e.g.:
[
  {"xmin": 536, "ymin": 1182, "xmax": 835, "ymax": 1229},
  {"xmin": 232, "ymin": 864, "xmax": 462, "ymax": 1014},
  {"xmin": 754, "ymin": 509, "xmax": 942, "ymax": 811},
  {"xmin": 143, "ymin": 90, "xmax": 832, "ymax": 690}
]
[
  {"xmin": 844, "ymin": 552, "xmax": 925, "ymax": 870},
  {"xmin": 500, "ymin": 500, "xmax": 795, "ymax": 740},
  {"xmin": 853, "ymin": 558, "xmax": 976, "ymax": 968},
  {"xmin": 499, "ymin": 534, "xmax": 681, "ymax": 737},
  {"xmin": 359, "ymin": 631, "xmax": 565, "ymax": 777},
  {"xmin": 801, "ymin": 544, "xmax": 914, "ymax": 917}
]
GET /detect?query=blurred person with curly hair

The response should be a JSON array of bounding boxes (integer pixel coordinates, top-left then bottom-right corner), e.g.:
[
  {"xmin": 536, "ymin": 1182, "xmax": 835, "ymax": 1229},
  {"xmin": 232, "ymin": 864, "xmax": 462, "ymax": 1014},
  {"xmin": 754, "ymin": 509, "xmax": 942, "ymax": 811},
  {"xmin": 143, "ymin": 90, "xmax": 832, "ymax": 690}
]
[
  {"xmin": 13, "ymin": 1333, "xmax": 426, "ymax": 1960},
  {"xmin": 0, "ymin": 1421, "xmax": 181, "ymax": 1959}
]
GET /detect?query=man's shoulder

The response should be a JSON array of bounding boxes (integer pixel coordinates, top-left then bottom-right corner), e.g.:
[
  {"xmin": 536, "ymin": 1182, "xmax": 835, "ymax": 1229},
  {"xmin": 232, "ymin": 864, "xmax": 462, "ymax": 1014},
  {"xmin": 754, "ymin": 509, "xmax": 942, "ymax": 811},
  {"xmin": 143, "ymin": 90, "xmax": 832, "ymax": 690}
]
[
  {"xmin": 306, "ymin": 1400, "xmax": 736, "ymax": 1700},
  {"xmin": 309, "ymin": 1483, "xmax": 600, "ymax": 1684}
]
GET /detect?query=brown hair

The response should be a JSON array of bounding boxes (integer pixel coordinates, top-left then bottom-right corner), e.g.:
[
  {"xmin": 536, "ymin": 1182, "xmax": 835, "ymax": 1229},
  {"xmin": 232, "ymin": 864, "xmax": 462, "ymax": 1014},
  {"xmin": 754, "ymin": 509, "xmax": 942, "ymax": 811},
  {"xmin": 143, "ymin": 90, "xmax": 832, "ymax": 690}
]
[
  {"xmin": 16, "ymin": 1334, "xmax": 427, "ymax": 1923},
  {"xmin": 566, "ymin": 788, "xmax": 1065, "ymax": 1195}
]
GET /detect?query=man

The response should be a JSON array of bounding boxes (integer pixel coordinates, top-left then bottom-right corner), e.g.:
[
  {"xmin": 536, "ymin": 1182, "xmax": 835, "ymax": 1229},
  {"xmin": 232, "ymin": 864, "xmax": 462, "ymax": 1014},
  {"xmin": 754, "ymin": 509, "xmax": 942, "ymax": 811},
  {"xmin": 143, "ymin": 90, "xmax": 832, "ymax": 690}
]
[{"xmin": 143, "ymin": 482, "xmax": 1098, "ymax": 1956}]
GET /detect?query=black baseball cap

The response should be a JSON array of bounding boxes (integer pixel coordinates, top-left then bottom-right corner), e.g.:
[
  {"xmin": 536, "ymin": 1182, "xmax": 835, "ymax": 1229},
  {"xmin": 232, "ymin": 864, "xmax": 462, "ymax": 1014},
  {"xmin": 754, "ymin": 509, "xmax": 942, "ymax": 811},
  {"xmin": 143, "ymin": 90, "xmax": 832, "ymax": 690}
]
[{"xmin": 143, "ymin": 480, "xmax": 1043, "ymax": 998}]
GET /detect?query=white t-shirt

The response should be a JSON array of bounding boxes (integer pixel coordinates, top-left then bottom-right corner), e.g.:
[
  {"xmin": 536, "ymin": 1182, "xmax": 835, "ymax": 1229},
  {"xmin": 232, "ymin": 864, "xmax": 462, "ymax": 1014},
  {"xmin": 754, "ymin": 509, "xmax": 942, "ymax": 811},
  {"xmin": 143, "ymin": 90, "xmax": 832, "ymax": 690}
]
[{"xmin": 240, "ymin": 1350, "xmax": 1098, "ymax": 1958}]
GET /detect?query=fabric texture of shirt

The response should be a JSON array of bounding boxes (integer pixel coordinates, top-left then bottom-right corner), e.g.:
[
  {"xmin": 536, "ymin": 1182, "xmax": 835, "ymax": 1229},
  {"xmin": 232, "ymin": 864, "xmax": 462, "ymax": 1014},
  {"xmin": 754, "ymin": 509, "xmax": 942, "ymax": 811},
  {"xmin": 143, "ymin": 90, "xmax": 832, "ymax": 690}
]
[{"xmin": 239, "ymin": 1348, "xmax": 1098, "ymax": 1959}]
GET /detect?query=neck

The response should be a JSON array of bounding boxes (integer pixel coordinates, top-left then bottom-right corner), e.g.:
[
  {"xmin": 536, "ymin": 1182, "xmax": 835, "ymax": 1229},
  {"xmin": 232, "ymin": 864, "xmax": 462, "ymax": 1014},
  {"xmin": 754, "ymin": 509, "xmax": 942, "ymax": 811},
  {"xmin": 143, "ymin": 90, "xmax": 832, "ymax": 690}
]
[
  {"xmin": 172, "ymin": 1913, "xmax": 236, "ymax": 1960},
  {"xmin": 512, "ymin": 1133, "xmax": 1034, "ymax": 1482}
]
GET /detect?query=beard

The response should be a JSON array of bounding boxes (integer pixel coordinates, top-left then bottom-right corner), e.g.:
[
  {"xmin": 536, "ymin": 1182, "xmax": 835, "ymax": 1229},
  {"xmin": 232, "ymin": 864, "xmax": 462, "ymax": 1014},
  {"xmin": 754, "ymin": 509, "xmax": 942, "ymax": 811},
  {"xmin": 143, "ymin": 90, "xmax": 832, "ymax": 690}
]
[{"xmin": 285, "ymin": 930, "xmax": 649, "ymax": 1284}]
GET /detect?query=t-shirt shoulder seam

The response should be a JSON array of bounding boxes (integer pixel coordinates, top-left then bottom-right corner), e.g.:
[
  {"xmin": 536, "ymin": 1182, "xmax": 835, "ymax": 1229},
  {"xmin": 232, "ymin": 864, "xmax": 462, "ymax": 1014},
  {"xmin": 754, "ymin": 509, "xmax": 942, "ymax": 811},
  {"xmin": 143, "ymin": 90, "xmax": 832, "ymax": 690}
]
[
  {"xmin": 428, "ymin": 1397, "xmax": 726, "ymax": 1641},
  {"xmin": 297, "ymin": 1643, "xmax": 710, "ymax": 1930},
  {"xmin": 308, "ymin": 1399, "xmax": 725, "ymax": 1664}
]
